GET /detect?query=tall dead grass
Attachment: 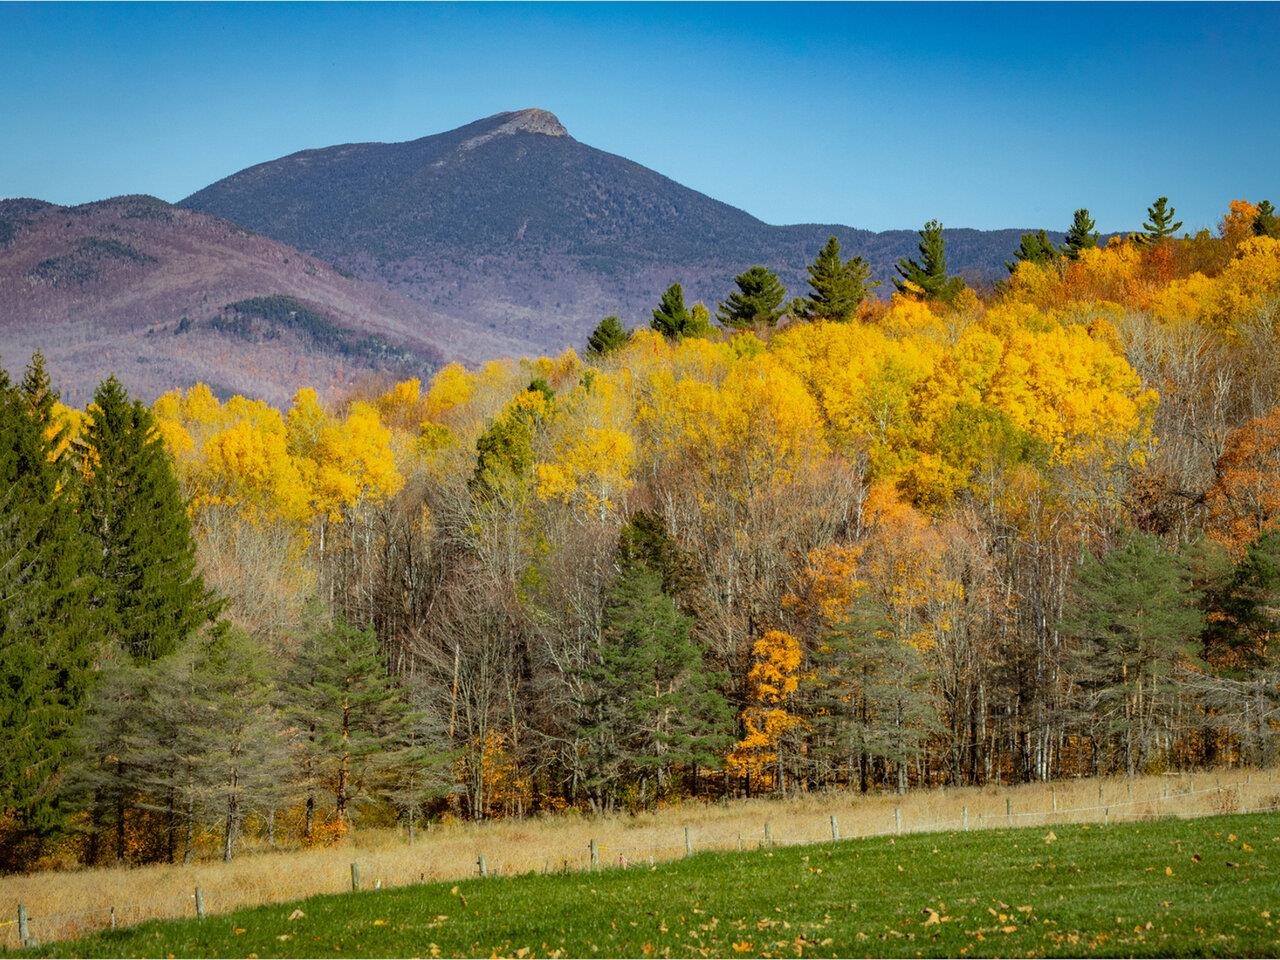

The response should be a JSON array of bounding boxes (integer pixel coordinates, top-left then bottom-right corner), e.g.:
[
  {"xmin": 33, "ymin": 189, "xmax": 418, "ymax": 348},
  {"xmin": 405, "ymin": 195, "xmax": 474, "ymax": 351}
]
[{"xmin": 3, "ymin": 768, "xmax": 1275, "ymax": 948}]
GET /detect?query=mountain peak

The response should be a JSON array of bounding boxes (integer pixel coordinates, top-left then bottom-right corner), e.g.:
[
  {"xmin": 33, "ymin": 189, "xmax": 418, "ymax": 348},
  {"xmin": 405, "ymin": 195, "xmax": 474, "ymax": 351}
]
[{"xmin": 461, "ymin": 108, "xmax": 568, "ymax": 151}]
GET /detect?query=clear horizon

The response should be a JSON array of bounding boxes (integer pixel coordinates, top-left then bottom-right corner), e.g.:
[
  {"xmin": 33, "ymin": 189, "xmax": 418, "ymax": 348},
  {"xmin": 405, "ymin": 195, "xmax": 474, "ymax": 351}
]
[{"xmin": 2, "ymin": 1, "xmax": 1277, "ymax": 234}]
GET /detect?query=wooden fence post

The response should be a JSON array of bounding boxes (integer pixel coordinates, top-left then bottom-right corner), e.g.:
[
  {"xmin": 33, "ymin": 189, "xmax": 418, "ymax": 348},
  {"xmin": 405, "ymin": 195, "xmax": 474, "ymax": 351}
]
[
  {"xmin": 1103, "ymin": 807, "xmax": 1110, "ymax": 825},
  {"xmin": 350, "ymin": 862, "xmax": 360, "ymax": 892},
  {"xmin": 684, "ymin": 826, "xmax": 693, "ymax": 858},
  {"xmin": 830, "ymin": 815, "xmax": 839, "ymax": 841},
  {"xmin": 17, "ymin": 904, "xmax": 30, "ymax": 948},
  {"xmin": 590, "ymin": 838, "xmax": 599, "ymax": 869},
  {"xmin": 894, "ymin": 806, "xmax": 901, "ymax": 835},
  {"xmin": 962, "ymin": 806, "xmax": 969, "ymax": 832},
  {"xmin": 764, "ymin": 822, "xmax": 773, "ymax": 847},
  {"xmin": 1006, "ymin": 797, "xmax": 1012, "ymax": 825},
  {"xmin": 110, "ymin": 907, "xmax": 117, "ymax": 931},
  {"xmin": 1051, "ymin": 786, "xmax": 1057, "ymax": 813},
  {"xmin": 195, "ymin": 887, "xmax": 206, "ymax": 920},
  {"xmin": 477, "ymin": 854, "xmax": 488, "ymax": 878}
]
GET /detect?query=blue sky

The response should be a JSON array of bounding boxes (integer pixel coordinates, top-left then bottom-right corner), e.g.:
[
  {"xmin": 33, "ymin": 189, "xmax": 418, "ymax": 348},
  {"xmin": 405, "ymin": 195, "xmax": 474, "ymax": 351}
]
[{"xmin": 2, "ymin": 2, "xmax": 1277, "ymax": 233}]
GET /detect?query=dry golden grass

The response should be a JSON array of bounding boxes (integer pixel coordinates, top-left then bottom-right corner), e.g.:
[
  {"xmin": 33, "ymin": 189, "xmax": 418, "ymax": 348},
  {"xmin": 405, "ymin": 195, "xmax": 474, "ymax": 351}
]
[{"xmin": 3, "ymin": 768, "xmax": 1276, "ymax": 948}]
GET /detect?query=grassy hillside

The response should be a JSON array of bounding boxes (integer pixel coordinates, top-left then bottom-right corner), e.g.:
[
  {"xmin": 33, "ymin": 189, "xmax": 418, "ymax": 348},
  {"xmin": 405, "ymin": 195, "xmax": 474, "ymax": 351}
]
[{"xmin": 12, "ymin": 813, "xmax": 1279, "ymax": 958}]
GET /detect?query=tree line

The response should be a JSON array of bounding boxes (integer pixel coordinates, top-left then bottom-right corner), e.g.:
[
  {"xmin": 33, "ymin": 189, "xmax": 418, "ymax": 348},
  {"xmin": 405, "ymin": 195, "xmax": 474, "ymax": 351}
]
[{"xmin": 3, "ymin": 194, "xmax": 1280, "ymax": 873}]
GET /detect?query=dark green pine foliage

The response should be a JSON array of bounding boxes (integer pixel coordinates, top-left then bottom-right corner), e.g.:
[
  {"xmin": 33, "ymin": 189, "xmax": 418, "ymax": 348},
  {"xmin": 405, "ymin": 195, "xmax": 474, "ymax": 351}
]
[
  {"xmin": 1006, "ymin": 230, "xmax": 1060, "ymax": 272},
  {"xmin": 1137, "ymin": 196, "xmax": 1183, "ymax": 244},
  {"xmin": 284, "ymin": 619, "xmax": 418, "ymax": 829},
  {"xmin": 0, "ymin": 355, "xmax": 99, "ymax": 857},
  {"xmin": 650, "ymin": 285, "xmax": 715, "ymax": 339},
  {"xmin": 1254, "ymin": 200, "xmax": 1280, "ymax": 239},
  {"xmin": 184, "ymin": 623, "xmax": 292, "ymax": 861},
  {"xmin": 894, "ymin": 220, "xmax": 964, "ymax": 303},
  {"xmin": 586, "ymin": 315, "xmax": 631, "ymax": 357},
  {"xmin": 651, "ymin": 283, "xmax": 692, "ymax": 339},
  {"xmin": 470, "ymin": 380, "xmax": 552, "ymax": 504},
  {"xmin": 717, "ymin": 266, "xmax": 788, "ymax": 329},
  {"xmin": 579, "ymin": 537, "xmax": 731, "ymax": 811},
  {"xmin": 82, "ymin": 376, "xmax": 215, "ymax": 660},
  {"xmin": 1061, "ymin": 532, "xmax": 1203, "ymax": 776},
  {"xmin": 793, "ymin": 236, "xmax": 876, "ymax": 322},
  {"xmin": 1199, "ymin": 531, "xmax": 1280, "ymax": 765},
  {"xmin": 812, "ymin": 592, "xmax": 938, "ymax": 794},
  {"xmin": 616, "ymin": 510, "xmax": 702, "ymax": 610},
  {"xmin": 1062, "ymin": 208, "xmax": 1100, "ymax": 260},
  {"xmin": 71, "ymin": 651, "xmax": 153, "ymax": 865}
]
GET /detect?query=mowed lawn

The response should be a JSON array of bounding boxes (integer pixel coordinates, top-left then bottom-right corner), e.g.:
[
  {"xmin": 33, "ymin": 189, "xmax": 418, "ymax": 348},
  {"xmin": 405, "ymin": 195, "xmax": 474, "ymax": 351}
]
[{"xmin": 14, "ymin": 813, "xmax": 1280, "ymax": 958}]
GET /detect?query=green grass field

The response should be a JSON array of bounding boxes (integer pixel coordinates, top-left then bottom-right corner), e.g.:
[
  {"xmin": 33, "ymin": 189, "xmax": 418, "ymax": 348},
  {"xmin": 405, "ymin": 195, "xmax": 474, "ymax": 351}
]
[{"xmin": 13, "ymin": 813, "xmax": 1280, "ymax": 958}]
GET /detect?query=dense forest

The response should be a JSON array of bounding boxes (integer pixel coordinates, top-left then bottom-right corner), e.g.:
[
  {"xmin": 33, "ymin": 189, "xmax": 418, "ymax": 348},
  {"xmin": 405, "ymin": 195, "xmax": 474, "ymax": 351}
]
[{"xmin": 3, "ymin": 197, "xmax": 1280, "ymax": 873}]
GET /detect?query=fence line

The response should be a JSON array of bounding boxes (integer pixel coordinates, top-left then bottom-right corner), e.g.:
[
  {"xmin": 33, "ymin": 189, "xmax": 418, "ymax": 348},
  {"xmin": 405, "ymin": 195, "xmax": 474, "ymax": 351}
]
[{"xmin": 5, "ymin": 771, "xmax": 1275, "ymax": 950}]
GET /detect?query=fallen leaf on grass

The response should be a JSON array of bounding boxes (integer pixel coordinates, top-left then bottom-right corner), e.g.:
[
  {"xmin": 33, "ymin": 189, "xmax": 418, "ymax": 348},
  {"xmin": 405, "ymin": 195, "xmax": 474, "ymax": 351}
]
[
  {"xmin": 372, "ymin": 919, "xmax": 387, "ymax": 926},
  {"xmin": 233, "ymin": 928, "xmax": 246, "ymax": 936},
  {"xmin": 1165, "ymin": 866, "xmax": 1173, "ymax": 876},
  {"xmin": 1043, "ymin": 831, "xmax": 1057, "ymax": 844},
  {"xmin": 288, "ymin": 910, "xmax": 305, "ymax": 921},
  {"xmin": 922, "ymin": 909, "xmax": 941, "ymax": 926},
  {"xmin": 731, "ymin": 941, "xmax": 753, "ymax": 952}
]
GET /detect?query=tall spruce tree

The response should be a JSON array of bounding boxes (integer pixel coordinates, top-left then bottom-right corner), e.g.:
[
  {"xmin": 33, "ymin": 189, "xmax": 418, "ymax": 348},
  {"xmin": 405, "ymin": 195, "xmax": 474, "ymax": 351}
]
[
  {"xmin": 83, "ymin": 376, "xmax": 215, "ymax": 660},
  {"xmin": 651, "ymin": 283, "xmax": 692, "ymax": 339},
  {"xmin": 793, "ymin": 236, "xmax": 876, "ymax": 322},
  {"xmin": 894, "ymin": 220, "xmax": 964, "ymax": 303},
  {"xmin": 1137, "ymin": 196, "xmax": 1183, "ymax": 244},
  {"xmin": 1192, "ymin": 532, "xmax": 1280, "ymax": 766},
  {"xmin": 1062, "ymin": 208, "xmax": 1099, "ymax": 259},
  {"xmin": 1062, "ymin": 532, "xmax": 1203, "ymax": 776},
  {"xmin": 185, "ymin": 623, "xmax": 292, "ymax": 861},
  {"xmin": 284, "ymin": 619, "xmax": 418, "ymax": 831},
  {"xmin": 1006, "ymin": 230, "xmax": 1060, "ymax": 272},
  {"xmin": 718, "ymin": 266, "xmax": 787, "ymax": 329},
  {"xmin": 586, "ymin": 315, "xmax": 631, "ymax": 357},
  {"xmin": 1254, "ymin": 200, "xmax": 1280, "ymax": 239},
  {"xmin": 578, "ymin": 533, "xmax": 731, "ymax": 810},
  {"xmin": 0, "ymin": 358, "xmax": 99, "ymax": 859},
  {"xmin": 812, "ymin": 592, "xmax": 938, "ymax": 794}
]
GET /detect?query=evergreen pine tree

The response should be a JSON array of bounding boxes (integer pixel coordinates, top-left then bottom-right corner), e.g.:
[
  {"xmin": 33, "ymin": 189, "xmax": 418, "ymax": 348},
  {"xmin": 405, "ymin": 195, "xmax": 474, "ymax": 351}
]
[
  {"xmin": 0, "ymin": 359, "xmax": 99, "ymax": 859},
  {"xmin": 650, "ymin": 283, "xmax": 692, "ymax": 338},
  {"xmin": 579, "ymin": 538, "xmax": 730, "ymax": 810},
  {"xmin": 793, "ymin": 236, "xmax": 876, "ymax": 322},
  {"xmin": 894, "ymin": 220, "xmax": 964, "ymax": 303},
  {"xmin": 813, "ymin": 592, "xmax": 938, "ymax": 793},
  {"xmin": 1254, "ymin": 200, "xmax": 1280, "ymax": 239},
  {"xmin": 1062, "ymin": 208, "xmax": 1100, "ymax": 259},
  {"xmin": 185, "ymin": 623, "xmax": 292, "ymax": 861},
  {"xmin": 83, "ymin": 376, "xmax": 216, "ymax": 660},
  {"xmin": 284, "ymin": 620, "xmax": 418, "ymax": 831},
  {"xmin": 1062, "ymin": 532, "xmax": 1203, "ymax": 775},
  {"xmin": 70, "ymin": 651, "xmax": 153, "ymax": 864},
  {"xmin": 1137, "ymin": 196, "xmax": 1183, "ymax": 244},
  {"xmin": 717, "ymin": 266, "xmax": 787, "ymax": 329},
  {"xmin": 1006, "ymin": 229, "xmax": 1060, "ymax": 272},
  {"xmin": 586, "ymin": 315, "xmax": 631, "ymax": 357}
]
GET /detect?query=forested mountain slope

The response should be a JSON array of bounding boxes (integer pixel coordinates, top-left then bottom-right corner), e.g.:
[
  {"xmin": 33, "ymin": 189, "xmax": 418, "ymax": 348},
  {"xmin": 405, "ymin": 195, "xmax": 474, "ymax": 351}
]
[
  {"xmin": 183, "ymin": 108, "xmax": 1052, "ymax": 356},
  {"xmin": 0, "ymin": 195, "xmax": 458, "ymax": 404}
]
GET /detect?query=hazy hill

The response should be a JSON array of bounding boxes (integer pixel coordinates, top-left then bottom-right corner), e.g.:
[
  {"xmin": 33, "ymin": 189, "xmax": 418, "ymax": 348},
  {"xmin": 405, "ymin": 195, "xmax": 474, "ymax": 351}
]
[
  {"xmin": 184, "ymin": 109, "xmax": 1053, "ymax": 356},
  {"xmin": 0, "ymin": 195, "xmax": 466, "ymax": 404}
]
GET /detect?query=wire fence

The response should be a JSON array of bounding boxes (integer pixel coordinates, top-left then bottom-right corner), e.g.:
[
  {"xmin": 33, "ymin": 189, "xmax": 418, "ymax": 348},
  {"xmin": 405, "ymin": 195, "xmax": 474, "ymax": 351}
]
[{"xmin": 5, "ymin": 771, "xmax": 1276, "ymax": 950}]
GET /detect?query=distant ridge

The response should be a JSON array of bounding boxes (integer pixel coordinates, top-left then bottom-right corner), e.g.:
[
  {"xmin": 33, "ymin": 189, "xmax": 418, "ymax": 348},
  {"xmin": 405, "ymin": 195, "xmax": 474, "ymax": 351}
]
[
  {"xmin": 0, "ymin": 195, "xmax": 458, "ymax": 404},
  {"xmin": 183, "ymin": 109, "xmax": 1055, "ymax": 357}
]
